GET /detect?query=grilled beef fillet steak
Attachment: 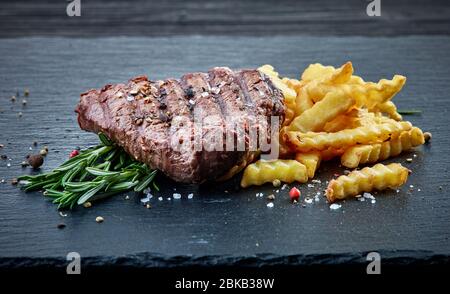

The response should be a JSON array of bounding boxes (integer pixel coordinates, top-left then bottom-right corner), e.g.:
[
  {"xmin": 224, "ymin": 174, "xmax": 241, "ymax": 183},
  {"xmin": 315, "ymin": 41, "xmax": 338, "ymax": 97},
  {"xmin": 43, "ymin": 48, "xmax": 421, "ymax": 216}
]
[{"xmin": 75, "ymin": 67, "xmax": 285, "ymax": 183}]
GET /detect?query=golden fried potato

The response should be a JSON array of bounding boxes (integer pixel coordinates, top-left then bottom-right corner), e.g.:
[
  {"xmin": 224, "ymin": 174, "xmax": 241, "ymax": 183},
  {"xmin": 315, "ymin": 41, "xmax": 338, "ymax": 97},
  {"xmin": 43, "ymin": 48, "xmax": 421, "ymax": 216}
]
[
  {"xmin": 326, "ymin": 163, "xmax": 410, "ymax": 202},
  {"xmin": 373, "ymin": 100, "xmax": 402, "ymax": 121},
  {"xmin": 320, "ymin": 147, "xmax": 346, "ymax": 161},
  {"xmin": 285, "ymin": 120, "xmax": 413, "ymax": 152},
  {"xmin": 341, "ymin": 127, "xmax": 425, "ymax": 168},
  {"xmin": 288, "ymin": 89, "xmax": 355, "ymax": 132},
  {"xmin": 240, "ymin": 159, "xmax": 308, "ymax": 188},
  {"xmin": 301, "ymin": 62, "xmax": 353, "ymax": 84},
  {"xmin": 295, "ymin": 152, "xmax": 321, "ymax": 178}
]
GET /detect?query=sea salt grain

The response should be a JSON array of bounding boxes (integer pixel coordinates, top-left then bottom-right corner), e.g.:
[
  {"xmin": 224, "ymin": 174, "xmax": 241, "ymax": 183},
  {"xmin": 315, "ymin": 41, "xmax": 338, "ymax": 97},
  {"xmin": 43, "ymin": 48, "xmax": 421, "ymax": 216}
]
[
  {"xmin": 329, "ymin": 203, "xmax": 342, "ymax": 210},
  {"xmin": 173, "ymin": 193, "xmax": 181, "ymax": 199},
  {"xmin": 363, "ymin": 192, "xmax": 375, "ymax": 200},
  {"xmin": 266, "ymin": 202, "xmax": 274, "ymax": 208},
  {"xmin": 188, "ymin": 193, "xmax": 194, "ymax": 199},
  {"xmin": 307, "ymin": 184, "xmax": 314, "ymax": 188},
  {"xmin": 305, "ymin": 197, "xmax": 313, "ymax": 204},
  {"xmin": 158, "ymin": 197, "xmax": 163, "ymax": 201},
  {"xmin": 371, "ymin": 199, "xmax": 376, "ymax": 204}
]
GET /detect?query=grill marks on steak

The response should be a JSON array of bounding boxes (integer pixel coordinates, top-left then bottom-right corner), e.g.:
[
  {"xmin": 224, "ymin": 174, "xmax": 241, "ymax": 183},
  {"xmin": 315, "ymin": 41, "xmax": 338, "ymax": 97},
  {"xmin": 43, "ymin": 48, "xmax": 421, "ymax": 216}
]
[{"xmin": 76, "ymin": 67, "xmax": 285, "ymax": 183}]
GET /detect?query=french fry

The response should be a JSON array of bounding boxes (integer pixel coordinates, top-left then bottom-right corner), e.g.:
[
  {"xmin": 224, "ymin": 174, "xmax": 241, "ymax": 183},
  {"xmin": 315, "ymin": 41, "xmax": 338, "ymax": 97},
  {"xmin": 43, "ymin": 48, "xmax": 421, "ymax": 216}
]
[
  {"xmin": 325, "ymin": 163, "xmax": 410, "ymax": 202},
  {"xmin": 301, "ymin": 62, "xmax": 353, "ymax": 84},
  {"xmin": 240, "ymin": 159, "xmax": 308, "ymax": 188},
  {"xmin": 288, "ymin": 89, "xmax": 355, "ymax": 132},
  {"xmin": 320, "ymin": 147, "xmax": 346, "ymax": 161},
  {"xmin": 374, "ymin": 100, "xmax": 402, "ymax": 121},
  {"xmin": 294, "ymin": 85, "xmax": 315, "ymax": 115},
  {"xmin": 341, "ymin": 127, "xmax": 425, "ymax": 168},
  {"xmin": 295, "ymin": 152, "xmax": 321, "ymax": 178},
  {"xmin": 323, "ymin": 115, "xmax": 359, "ymax": 132},
  {"xmin": 301, "ymin": 63, "xmax": 336, "ymax": 82},
  {"xmin": 306, "ymin": 74, "xmax": 406, "ymax": 110},
  {"xmin": 293, "ymin": 63, "xmax": 351, "ymax": 116},
  {"xmin": 285, "ymin": 120, "xmax": 413, "ymax": 152}
]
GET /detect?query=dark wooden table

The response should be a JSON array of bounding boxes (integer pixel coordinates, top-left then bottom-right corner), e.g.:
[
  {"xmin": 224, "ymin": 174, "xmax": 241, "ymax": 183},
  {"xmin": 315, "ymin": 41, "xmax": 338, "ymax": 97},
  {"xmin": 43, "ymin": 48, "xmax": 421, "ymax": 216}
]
[{"xmin": 1, "ymin": 0, "xmax": 449, "ymax": 273}]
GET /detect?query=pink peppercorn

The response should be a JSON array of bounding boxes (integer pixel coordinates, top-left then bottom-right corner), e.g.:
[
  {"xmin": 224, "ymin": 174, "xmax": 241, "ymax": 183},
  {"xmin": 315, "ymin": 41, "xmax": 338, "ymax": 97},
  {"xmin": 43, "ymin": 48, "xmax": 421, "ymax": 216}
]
[{"xmin": 69, "ymin": 150, "xmax": 79, "ymax": 158}]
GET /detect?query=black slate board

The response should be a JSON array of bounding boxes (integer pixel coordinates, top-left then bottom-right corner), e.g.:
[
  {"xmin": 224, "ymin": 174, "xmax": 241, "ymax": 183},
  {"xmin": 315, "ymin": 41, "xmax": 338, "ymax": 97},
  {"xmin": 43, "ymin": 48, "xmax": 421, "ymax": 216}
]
[{"xmin": 0, "ymin": 36, "xmax": 450, "ymax": 267}]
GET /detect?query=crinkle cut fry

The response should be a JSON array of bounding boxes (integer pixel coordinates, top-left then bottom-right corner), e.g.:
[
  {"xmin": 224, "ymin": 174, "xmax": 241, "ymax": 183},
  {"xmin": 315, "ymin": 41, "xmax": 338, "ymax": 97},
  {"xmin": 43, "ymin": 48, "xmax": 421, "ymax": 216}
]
[
  {"xmin": 374, "ymin": 100, "xmax": 403, "ymax": 121},
  {"xmin": 295, "ymin": 152, "xmax": 321, "ymax": 178},
  {"xmin": 285, "ymin": 120, "xmax": 413, "ymax": 152},
  {"xmin": 325, "ymin": 163, "xmax": 410, "ymax": 203},
  {"xmin": 240, "ymin": 159, "xmax": 308, "ymax": 188},
  {"xmin": 341, "ymin": 127, "xmax": 425, "ymax": 168}
]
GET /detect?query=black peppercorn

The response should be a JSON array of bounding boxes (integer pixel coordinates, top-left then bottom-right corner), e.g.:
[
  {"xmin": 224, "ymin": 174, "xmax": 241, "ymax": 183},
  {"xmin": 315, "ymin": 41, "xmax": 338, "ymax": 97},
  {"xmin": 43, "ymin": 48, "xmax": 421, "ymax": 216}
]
[{"xmin": 27, "ymin": 154, "xmax": 44, "ymax": 169}]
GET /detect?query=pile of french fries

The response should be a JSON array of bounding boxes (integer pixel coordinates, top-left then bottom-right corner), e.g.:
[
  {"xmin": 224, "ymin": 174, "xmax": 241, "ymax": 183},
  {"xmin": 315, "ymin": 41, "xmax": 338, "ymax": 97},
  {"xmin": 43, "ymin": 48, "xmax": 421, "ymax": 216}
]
[{"xmin": 241, "ymin": 62, "xmax": 429, "ymax": 203}]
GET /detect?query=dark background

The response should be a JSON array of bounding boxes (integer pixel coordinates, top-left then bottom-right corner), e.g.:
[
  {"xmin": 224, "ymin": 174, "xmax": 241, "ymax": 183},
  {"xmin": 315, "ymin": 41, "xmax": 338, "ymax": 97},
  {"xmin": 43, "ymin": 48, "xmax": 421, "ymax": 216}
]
[
  {"xmin": 1, "ymin": 0, "xmax": 450, "ymax": 277},
  {"xmin": 0, "ymin": 0, "xmax": 449, "ymax": 37}
]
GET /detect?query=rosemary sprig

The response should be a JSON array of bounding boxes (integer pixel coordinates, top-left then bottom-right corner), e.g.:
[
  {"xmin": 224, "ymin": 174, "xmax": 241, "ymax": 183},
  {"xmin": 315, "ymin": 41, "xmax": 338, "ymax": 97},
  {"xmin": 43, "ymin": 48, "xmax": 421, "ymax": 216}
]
[
  {"xmin": 18, "ymin": 133, "xmax": 157, "ymax": 209},
  {"xmin": 398, "ymin": 109, "xmax": 422, "ymax": 115}
]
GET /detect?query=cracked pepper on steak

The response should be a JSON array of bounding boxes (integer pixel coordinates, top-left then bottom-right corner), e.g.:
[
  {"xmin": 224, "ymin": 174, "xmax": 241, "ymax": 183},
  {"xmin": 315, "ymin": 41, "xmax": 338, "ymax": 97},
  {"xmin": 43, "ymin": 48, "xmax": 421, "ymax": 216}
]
[{"xmin": 75, "ymin": 67, "xmax": 285, "ymax": 183}]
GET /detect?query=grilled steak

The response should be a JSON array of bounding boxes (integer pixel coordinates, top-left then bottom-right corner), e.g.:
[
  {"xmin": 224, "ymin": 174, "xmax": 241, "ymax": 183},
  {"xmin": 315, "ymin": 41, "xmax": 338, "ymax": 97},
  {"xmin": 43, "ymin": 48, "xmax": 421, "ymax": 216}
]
[{"xmin": 75, "ymin": 67, "xmax": 285, "ymax": 183}]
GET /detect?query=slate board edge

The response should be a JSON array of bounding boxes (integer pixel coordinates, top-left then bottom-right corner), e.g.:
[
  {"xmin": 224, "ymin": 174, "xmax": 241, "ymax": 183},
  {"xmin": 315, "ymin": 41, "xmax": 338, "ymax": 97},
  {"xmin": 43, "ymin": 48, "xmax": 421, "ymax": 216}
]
[{"xmin": 1, "ymin": 250, "xmax": 449, "ymax": 269}]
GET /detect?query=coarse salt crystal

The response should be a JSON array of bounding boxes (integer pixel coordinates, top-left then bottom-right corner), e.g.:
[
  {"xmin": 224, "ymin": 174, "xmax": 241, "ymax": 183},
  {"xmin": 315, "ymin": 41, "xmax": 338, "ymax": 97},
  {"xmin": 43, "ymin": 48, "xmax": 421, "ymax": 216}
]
[
  {"xmin": 358, "ymin": 197, "xmax": 365, "ymax": 202},
  {"xmin": 371, "ymin": 199, "xmax": 376, "ymax": 204},
  {"xmin": 173, "ymin": 193, "xmax": 181, "ymax": 199},
  {"xmin": 201, "ymin": 92, "xmax": 209, "ymax": 98},
  {"xmin": 211, "ymin": 87, "xmax": 220, "ymax": 95},
  {"xmin": 409, "ymin": 185, "xmax": 414, "ymax": 188},
  {"xmin": 363, "ymin": 192, "xmax": 375, "ymax": 200},
  {"xmin": 418, "ymin": 188, "xmax": 421, "ymax": 192},
  {"xmin": 314, "ymin": 196, "xmax": 320, "ymax": 202},
  {"xmin": 305, "ymin": 197, "xmax": 313, "ymax": 204},
  {"xmin": 189, "ymin": 99, "xmax": 195, "ymax": 105},
  {"xmin": 281, "ymin": 184, "xmax": 288, "ymax": 190},
  {"xmin": 266, "ymin": 202, "xmax": 274, "ymax": 208},
  {"xmin": 311, "ymin": 179, "xmax": 321, "ymax": 184},
  {"xmin": 329, "ymin": 203, "xmax": 341, "ymax": 210},
  {"xmin": 188, "ymin": 193, "xmax": 194, "ymax": 199},
  {"xmin": 140, "ymin": 195, "xmax": 152, "ymax": 204},
  {"xmin": 167, "ymin": 197, "xmax": 172, "ymax": 201},
  {"xmin": 158, "ymin": 197, "xmax": 163, "ymax": 201},
  {"xmin": 307, "ymin": 184, "xmax": 314, "ymax": 188}
]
